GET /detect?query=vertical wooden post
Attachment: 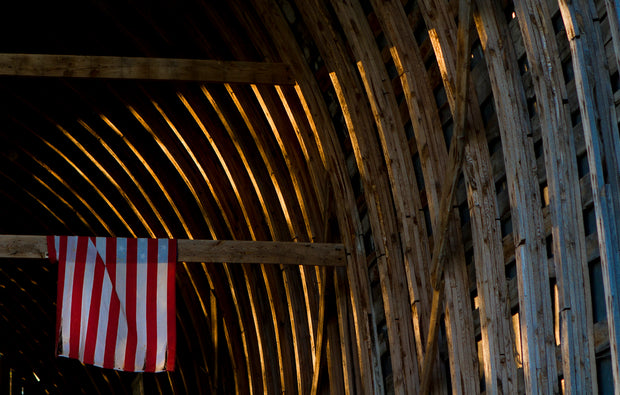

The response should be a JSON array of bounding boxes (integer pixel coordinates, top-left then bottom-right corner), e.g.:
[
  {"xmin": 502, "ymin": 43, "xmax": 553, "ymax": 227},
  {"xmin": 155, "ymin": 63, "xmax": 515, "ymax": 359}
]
[
  {"xmin": 603, "ymin": 0, "xmax": 620, "ymax": 72},
  {"xmin": 559, "ymin": 0, "xmax": 620, "ymax": 387},
  {"xmin": 513, "ymin": 0, "xmax": 593, "ymax": 392},
  {"xmin": 473, "ymin": 0, "xmax": 560, "ymax": 393}
]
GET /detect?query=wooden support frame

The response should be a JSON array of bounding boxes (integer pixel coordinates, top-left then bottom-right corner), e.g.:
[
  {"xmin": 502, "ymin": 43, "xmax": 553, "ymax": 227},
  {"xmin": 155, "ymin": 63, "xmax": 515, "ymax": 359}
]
[
  {"xmin": 559, "ymin": 0, "xmax": 620, "ymax": 387},
  {"xmin": 0, "ymin": 53, "xmax": 295, "ymax": 85},
  {"xmin": 513, "ymin": 0, "xmax": 594, "ymax": 392},
  {"xmin": 0, "ymin": 235, "xmax": 346, "ymax": 266},
  {"xmin": 419, "ymin": 0, "xmax": 474, "ymax": 392}
]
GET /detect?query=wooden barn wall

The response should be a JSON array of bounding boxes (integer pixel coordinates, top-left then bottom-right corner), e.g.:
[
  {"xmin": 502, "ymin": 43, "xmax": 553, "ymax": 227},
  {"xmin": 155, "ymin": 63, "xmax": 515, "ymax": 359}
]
[
  {"xmin": 0, "ymin": 0, "xmax": 618, "ymax": 393},
  {"xmin": 278, "ymin": 0, "xmax": 619, "ymax": 393}
]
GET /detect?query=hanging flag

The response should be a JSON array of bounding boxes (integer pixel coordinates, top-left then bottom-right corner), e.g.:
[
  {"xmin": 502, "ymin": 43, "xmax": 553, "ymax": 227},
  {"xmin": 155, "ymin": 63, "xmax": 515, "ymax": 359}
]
[{"xmin": 47, "ymin": 236, "xmax": 176, "ymax": 372}]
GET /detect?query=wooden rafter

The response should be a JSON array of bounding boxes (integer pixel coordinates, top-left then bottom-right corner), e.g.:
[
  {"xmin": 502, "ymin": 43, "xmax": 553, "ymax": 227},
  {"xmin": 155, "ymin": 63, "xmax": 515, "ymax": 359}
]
[
  {"xmin": 0, "ymin": 235, "xmax": 346, "ymax": 266},
  {"xmin": 0, "ymin": 53, "xmax": 295, "ymax": 85},
  {"xmin": 420, "ymin": 0, "xmax": 473, "ymax": 392}
]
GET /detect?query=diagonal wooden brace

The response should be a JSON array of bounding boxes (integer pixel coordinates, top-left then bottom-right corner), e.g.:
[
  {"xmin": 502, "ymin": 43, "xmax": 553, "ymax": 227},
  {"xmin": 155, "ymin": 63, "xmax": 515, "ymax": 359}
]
[{"xmin": 420, "ymin": 0, "xmax": 474, "ymax": 392}]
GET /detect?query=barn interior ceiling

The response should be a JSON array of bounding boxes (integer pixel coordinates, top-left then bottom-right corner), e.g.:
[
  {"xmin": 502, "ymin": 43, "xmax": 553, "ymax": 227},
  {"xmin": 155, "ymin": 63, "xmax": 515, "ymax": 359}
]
[{"xmin": 1, "ymin": 0, "xmax": 619, "ymax": 393}]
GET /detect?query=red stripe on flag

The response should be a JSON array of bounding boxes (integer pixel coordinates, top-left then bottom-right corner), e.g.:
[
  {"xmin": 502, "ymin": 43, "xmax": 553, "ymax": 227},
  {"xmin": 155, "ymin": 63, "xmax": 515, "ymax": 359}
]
[
  {"xmin": 144, "ymin": 239, "xmax": 159, "ymax": 372},
  {"xmin": 166, "ymin": 241, "xmax": 176, "ymax": 370},
  {"xmin": 51, "ymin": 236, "xmax": 65, "ymax": 355},
  {"xmin": 103, "ymin": 238, "xmax": 120, "ymax": 370},
  {"xmin": 83, "ymin": 238, "xmax": 106, "ymax": 365},
  {"xmin": 124, "ymin": 238, "xmax": 138, "ymax": 371},
  {"xmin": 69, "ymin": 237, "xmax": 89, "ymax": 360},
  {"xmin": 47, "ymin": 235, "xmax": 58, "ymax": 263}
]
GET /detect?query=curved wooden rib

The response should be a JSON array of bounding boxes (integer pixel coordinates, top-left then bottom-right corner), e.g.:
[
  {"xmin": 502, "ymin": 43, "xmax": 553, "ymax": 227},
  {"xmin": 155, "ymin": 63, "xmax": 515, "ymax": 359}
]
[
  {"xmin": 250, "ymin": 0, "xmax": 381, "ymax": 392},
  {"xmin": 327, "ymin": 0, "xmax": 425, "ymax": 391}
]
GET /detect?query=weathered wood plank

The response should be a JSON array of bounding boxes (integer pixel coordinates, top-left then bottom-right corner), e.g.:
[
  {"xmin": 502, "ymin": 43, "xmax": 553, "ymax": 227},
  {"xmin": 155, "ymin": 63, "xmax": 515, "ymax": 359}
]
[
  {"xmin": 559, "ymin": 0, "xmax": 620, "ymax": 387},
  {"xmin": 419, "ymin": 1, "xmax": 477, "ymax": 392},
  {"xmin": 418, "ymin": 0, "xmax": 515, "ymax": 393},
  {"xmin": 603, "ymin": 0, "xmax": 620, "ymax": 73},
  {"xmin": 513, "ymin": 0, "xmax": 592, "ymax": 392},
  {"xmin": 330, "ymin": 0, "xmax": 445, "ymax": 392},
  {"xmin": 0, "ymin": 53, "xmax": 295, "ymax": 85},
  {"xmin": 334, "ymin": 266, "xmax": 357, "ymax": 394},
  {"xmin": 371, "ymin": 0, "xmax": 461, "ymax": 392},
  {"xmin": 311, "ymin": 267, "xmax": 328, "ymax": 395},
  {"xmin": 473, "ymin": 1, "xmax": 554, "ymax": 394},
  {"xmin": 0, "ymin": 235, "xmax": 346, "ymax": 266},
  {"xmin": 427, "ymin": 0, "xmax": 472, "ymax": 292}
]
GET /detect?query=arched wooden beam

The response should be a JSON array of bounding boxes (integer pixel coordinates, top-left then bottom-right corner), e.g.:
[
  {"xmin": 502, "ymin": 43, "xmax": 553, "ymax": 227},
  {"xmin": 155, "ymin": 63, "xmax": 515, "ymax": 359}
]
[
  {"xmin": 218, "ymin": 83, "xmax": 316, "ymax": 392},
  {"xmin": 250, "ymin": 0, "xmax": 381, "ymax": 392},
  {"xmin": 216, "ymin": 81, "xmax": 311, "ymax": 392},
  {"xmin": 202, "ymin": 83, "xmax": 298, "ymax": 392},
  {"xmin": 329, "ymin": 0, "xmax": 436, "ymax": 391},
  {"xmin": 295, "ymin": 0, "xmax": 422, "ymax": 392}
]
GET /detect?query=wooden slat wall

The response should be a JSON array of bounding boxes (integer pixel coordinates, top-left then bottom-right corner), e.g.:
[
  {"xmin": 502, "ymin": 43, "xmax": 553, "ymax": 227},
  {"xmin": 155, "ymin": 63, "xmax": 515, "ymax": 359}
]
[
  {"xmin": 415, "ymin": 1, "xmax": 518, "ymax": 393},
  {"xmin": 558, "ymin": 0, "xmax": 620, "ymax": 386},
  {"xmin": 472, "ymin": 2, "xmax": 553, "ymax": 393},
  {"xmin": 513, "ymin": 0, "xmax": 594, "ymax": 392}
]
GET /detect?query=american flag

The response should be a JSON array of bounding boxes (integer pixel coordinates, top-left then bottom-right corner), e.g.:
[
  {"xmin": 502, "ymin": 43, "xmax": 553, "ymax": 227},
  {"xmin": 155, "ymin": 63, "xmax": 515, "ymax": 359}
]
[{"xmin": 48, "ymin": 236, "xmax": 176, "ymax": 372}]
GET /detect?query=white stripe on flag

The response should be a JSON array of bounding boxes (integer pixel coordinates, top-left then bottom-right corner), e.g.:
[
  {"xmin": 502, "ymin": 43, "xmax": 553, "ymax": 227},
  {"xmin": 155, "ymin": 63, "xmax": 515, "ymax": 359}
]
[
  {"xmin": 134, "ymin": 238, "xmax": 149, "ymax": 371},
  {"xmin": 78, "ymin": 240, "xmax": 97, "ymax": 361},
  {"xmin": 93, "ymin": 237, "xmax": 112, "ymax": 367},
  {"xmin": 115, "ymin": 238, "xmax": 128, "ymax": 370}
]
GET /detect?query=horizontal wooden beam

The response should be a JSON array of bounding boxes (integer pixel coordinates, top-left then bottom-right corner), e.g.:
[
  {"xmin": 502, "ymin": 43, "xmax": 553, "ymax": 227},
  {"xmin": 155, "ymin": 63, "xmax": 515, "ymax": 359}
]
[
  {"xmin": 0, "ymin": 235, "xmax": 346, "ymax": 266},
  {"xmin": 0, "ymin": 53, "xmax": 296, "ymax": 85}
]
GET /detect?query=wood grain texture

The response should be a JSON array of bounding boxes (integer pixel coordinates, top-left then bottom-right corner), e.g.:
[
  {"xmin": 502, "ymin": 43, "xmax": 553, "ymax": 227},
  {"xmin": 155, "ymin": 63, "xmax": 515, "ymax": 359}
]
[
  {"xmin": 418, "ymin": 0, "xmax": 513, "ymax": 392},
  {"xmin": 369, "ymin": 0, "xmax": 456, "ymax": 391},
  {"xmin": 419, "ymin": 0, "xmax": 478, "ymax": 390},
  {"xmin": 0, "ymin": 53, "xmax": 295, "ymax": 84},
  {"xmin": 513, "ymin": 0, "xmax": 589, "ymax": 392},
  {"xmin": 559, "ymin": 0, "xmax": 620, "ymax": 387},
  {"xmin": 330, "ymin": 0, "xmax": 446, "ymax": 391},
  {"xmin": 603, "ymin": 0, "xmax": 620, "ymax": 73},
  {"xmin": 0, "ymin": 235, "xmax": 346, "ymax": 266},
  {"xmin": 473, "ymin": 1, "xmax": 551, "ymax": 393}
]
